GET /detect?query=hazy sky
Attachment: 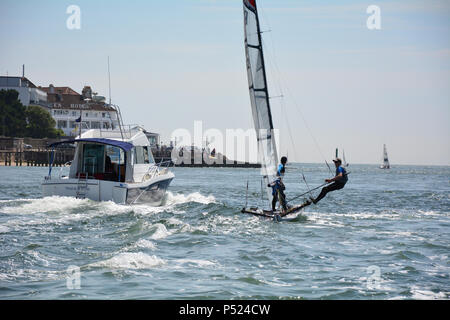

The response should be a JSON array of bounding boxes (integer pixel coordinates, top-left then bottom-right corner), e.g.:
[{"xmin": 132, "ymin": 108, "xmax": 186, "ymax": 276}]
[{"xmin": 1, "ymin": 0, "xmax": 449, "ymax": 165}]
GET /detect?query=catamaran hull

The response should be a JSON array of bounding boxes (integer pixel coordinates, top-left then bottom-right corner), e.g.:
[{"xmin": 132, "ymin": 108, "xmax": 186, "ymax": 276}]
[
  {"xmin": 42, "ymin": 174, "xmax": 174, "ymax": 206},
  {"xmin": 241, "ymin": 201, "xmax": 312, "ymax": 221}
]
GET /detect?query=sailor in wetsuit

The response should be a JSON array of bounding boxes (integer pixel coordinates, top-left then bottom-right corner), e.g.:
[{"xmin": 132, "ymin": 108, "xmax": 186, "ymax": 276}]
[
  {"xmin": 310, "ymin": 158, "xmax": 348, "ymax": 204},
  {"xmin": 268, "ymin": 156, "xmax": 288, "ymax": 212}
]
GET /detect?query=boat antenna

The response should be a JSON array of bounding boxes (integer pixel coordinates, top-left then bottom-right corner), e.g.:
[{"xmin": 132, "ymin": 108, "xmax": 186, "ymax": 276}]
[{"xmin": 107, "ymin": 56, "xmax": 112, "ymax": 106}]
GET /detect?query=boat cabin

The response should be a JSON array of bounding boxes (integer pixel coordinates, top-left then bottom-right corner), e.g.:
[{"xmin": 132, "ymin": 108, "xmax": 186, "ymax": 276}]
[{"xmin": 49, "ymin": 136, "xmax": 155, "ymax": 184}]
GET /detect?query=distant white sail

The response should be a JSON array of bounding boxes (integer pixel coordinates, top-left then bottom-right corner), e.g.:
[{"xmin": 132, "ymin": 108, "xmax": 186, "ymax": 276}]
[
  {"xmin": 380, "ymin": 144, "xmax": 390, "ymax": 169},
  {"xmin": 243, "ymin": 0, "xmax": 278, "ymax": 205},
  {"xmin": 342, "ymin": 149, "xmax": 349, "ymax": 167}
]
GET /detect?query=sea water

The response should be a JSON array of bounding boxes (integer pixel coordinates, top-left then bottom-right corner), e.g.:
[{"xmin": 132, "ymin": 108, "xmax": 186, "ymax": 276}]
[{"xmin": 0, "ymin": 164, "xmax": 448, "ymax": 299}]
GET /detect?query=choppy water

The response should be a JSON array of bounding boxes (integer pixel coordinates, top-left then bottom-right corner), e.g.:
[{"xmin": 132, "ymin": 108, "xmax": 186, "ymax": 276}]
[{"xmin": 0, "ymin": 164, "xmax": 449, "ymax": 299}]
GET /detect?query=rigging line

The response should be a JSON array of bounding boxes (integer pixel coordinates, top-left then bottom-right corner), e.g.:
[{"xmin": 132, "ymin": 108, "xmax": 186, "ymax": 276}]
[
  {"xmin": 258, "ymin": 7, "xmax": 333, "ymax": 175},
  {"xmin": 287, "ymin": 171, "xmax": 351, "ymax": 203},
  {"xmin": 259, "ymin": 4, "xmax": 329, "ymax": 205},
  {"xmin": 261, "ymin": 35, "xmax": 313, "ymax": 187},
  {"xmin": 263, "ymin": 42, "xmax": 315, "ymax": 199},
  {"xmin": 301, "ymin": 173, "xmax": 313, "ymax": 198},
  {"xmin": 260, "ymin": 27, "xmax": 314, "ymax": 198},
  {"xmin": 261, "ymin": 39, "xmax": 296, "ymax": 159},
  {"xmin": 287, "ymin": 181, "xmax": 331, "ymax": 203},
  {"xmin": 276, "ymin": 69, "xmax": 333, "ymax": 176}
]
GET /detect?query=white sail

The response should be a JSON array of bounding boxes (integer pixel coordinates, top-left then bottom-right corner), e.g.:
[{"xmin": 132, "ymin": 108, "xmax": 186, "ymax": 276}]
[
  {"xmin": 381, "ymin": 144, "xmax": 390, "ymax": 169},
  {"xmin": 243, "ymin": 0, "xmax": 279, "ymax": 206}
]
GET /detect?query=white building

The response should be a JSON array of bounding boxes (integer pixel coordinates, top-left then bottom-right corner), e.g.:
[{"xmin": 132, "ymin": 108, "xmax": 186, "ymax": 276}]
[
  {"xmin": 0, "ymin": 76, "xmax": 48, "ymax": 108},
  {"xmin": 40, "ymin": 85, "xmax": 120, "ymax": 137},
  {"xmin": 51, "ymin": 104, "xmax": 120, "ymax": 137}
]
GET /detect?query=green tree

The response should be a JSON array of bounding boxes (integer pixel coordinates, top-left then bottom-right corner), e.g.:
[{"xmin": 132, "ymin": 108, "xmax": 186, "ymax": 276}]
[
  {"xmin": 25, "ymin": 105, "xmax": 64, "ymax": 138},
  {"xmin": 0, "ymin": 89, "xmax": 27, "ymax": 137},
  {"xmin": 0, "ymin": 89, "xmax": 64, "ymax": 138}
]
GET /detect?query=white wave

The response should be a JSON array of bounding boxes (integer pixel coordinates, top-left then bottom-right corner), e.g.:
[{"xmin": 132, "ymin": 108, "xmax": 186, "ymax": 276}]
[
  {"xmin": 260, "ymin": 277, "xmax": 294, "ymax": 287},
  {"xmin": 134, "ymin": 239, "xmax": 157, "ymax": 250},
  {"xmin": 150, "ymin": 223, "xmax": 172, "ymax": 240},
  {"xmin": 1, "ymin": 196, "xmax": 89, "ymax": 215},
  {"xmin": 410, "ymin": 286, "xmax": 448, "ymax": 300},
  {"xmin": 417, "ymin": 210, "xmax": 447, "ymax": 217},
  {"xmin": 175, "ymin": 259, "xmax": 217, "ymax": 268},
  {"xmin": 429, "ymin": 254, "xmax": 448, "ymax": 261},
  {"xmin": 304, "ymin": 211, "xmax": 346, "ymax": 228},
  {"xmin": 166, "ymin": 217, "xmax": 184, "ymax": 226},
  {"xmin": 0, "ymin": 225, "xmax": 10, "ymax": 233},
  {"xmin": 0, "ymin": 268, "xmax": 63, "ymax": 282},
  {"xmin": 89, "ymin": 252, "xmax": 165, "ymax": 270},
  {"xmin": 164, "ymin": 191, "xmax": 216, "ymax": 206},
  {"xmin": 1, "ymin": 191, "xmax": 215, "ymax": 218}
]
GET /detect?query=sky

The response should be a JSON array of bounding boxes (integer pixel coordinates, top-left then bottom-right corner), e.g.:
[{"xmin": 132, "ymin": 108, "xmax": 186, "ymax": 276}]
[{"xmin": 0, "ymin": 0, "xmax": 449, "ymax": 165}]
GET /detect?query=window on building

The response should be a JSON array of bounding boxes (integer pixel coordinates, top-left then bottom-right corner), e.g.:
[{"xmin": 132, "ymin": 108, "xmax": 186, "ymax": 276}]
[
  {"xmin": 72, "ymin": 111, "xmax": 78, "ymax": 116},
  {"xmin": 91, "ymin": 121, "xmax": 101, "ymax": 129},
  {"xmin": 85, "ymin": 112, "xmax": 89, "ymax": 117},
  {"xmin": 102, "ymin": 113, "xmax": 106, "ymax": 118},
  {"xmin": 102, "ymin": 122, "xmax": 110, "ymax": 129},
  {"xmin": 57, "ymin": 120, "xmax": 67, "ymax": 128},
  {"xmin": 69, "ymin": 121, "xmax": 77, "ymax": 129}
]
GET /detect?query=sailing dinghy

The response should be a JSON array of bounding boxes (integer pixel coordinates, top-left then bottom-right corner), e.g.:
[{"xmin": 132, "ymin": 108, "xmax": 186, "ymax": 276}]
[
  {"xmin": 380, "ymin": 144, "xmax": 390, "ymax": 169},
  {"xmin": 240, "ymin": 0, "xmax": 311, "ymax": 220}
]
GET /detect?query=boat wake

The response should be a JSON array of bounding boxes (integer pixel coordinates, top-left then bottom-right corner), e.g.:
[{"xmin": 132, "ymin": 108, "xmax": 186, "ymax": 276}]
[{"xmin": 0, "ymin": 192, "xmax": 217, "ymax": 233}]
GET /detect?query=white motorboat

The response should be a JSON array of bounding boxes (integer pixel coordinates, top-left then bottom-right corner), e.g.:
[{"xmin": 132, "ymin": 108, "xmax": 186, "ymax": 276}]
[{"xmin": 42, "ymin": 127, "xmax": 174, "ymax": 205}]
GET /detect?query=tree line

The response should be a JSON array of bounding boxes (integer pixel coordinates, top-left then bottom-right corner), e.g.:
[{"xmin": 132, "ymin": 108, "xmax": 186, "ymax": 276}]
[{"xmin": 0, "ymin": 89, "xmax": 64, "ymax": 138}]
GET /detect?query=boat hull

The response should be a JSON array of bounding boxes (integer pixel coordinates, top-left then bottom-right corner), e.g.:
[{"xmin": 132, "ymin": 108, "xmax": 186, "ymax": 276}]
[
  {"xmin": 42, "ymin": 173, "xmax": 174, "ymax": 206},
  {"xmin": 241, "ymin": 200, "xmax": 312, "ymax": 221}
]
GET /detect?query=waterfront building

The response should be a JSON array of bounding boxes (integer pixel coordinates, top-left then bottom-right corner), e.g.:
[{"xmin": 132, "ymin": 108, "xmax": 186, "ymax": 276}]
[
  {"xmin": 0, "ymin": 76, "xmax": 47, "ymax": 108},
  {"xmin": 39, "ymin": 84, "xmax": 120, "ymax": 137}
]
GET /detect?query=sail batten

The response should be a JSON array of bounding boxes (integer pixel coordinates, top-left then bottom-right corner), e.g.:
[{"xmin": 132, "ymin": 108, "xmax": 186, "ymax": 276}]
[{"xmin": 244, "ymin": 0, "xmax": 278, "ymax": 206}]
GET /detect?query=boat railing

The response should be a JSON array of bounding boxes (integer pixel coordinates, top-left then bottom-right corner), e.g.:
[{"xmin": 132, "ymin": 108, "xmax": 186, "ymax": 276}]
[
  {"xmin": 58, "ymin": 161, "xmax": 72, "ymax": 179},
  {"xmin": 142, "ymin": 160, "xmax": 173, "ymax": 182},
  {"xmin": 95, "ymin": 124, "xmax": 147, "ymax": 140}
]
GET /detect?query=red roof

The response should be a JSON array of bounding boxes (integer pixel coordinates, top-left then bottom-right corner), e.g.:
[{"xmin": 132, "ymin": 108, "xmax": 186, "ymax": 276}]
[{"xmin": 39, "ymin": 86, "xmax": 80, "ymax": 95}]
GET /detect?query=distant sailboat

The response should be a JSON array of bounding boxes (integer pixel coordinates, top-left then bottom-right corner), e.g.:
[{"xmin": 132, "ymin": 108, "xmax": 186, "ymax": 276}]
[
  {"xmin": 380, "ymin": 144, "xmax": 390, "ymax": 169},
  {"xmin": 342, "ymin": 149, "xmax": 349, "ymax": 167},
  {"xmin": 336, "ymin": 148, "xmax": 349, "ymax": 167}
]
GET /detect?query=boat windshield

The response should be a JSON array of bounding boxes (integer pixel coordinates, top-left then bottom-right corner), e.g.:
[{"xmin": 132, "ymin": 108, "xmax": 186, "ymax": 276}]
[
  {"xmin": 80, "ymin": 143, "xmax": 126, "ymax": 182},
  {"xmin": 134, "ymin": 146, "xmax": 154, "ymax": 164}
]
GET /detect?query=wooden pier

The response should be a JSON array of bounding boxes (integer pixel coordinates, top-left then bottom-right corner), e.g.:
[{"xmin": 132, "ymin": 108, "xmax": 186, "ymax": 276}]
[{"xmin": 0, "ymin": 150, "xmax": 74, "ymax": 167}]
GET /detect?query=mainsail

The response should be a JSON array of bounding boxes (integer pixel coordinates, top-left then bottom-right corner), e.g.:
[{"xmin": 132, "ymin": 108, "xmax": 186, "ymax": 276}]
[{"xmin": 243, "ymin": 0, "xmax": 279, "ymax": 205}]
